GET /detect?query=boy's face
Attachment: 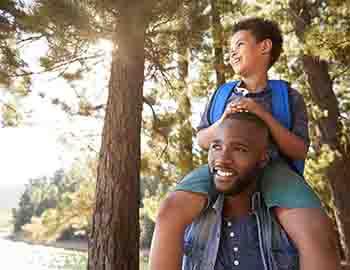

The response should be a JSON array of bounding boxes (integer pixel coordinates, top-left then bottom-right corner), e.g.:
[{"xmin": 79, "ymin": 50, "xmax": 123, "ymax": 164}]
[
  {"xmin": 229, "ymin": 30, "xmax": 269, "ymax": 77},
  {"xmin": 208, "ymin": 119, "xmax": 268, "ymax": 196}
]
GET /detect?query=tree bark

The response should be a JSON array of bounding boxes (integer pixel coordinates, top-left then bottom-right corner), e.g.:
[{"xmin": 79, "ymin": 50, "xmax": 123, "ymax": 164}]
[
  {"xmin": 302, "ymin": 56, "xmax": 350, "ymax": 262},
  {"xmin": 289, "ymin": 0, "xmax": 350, "ymax": 262},
  {"xmin": 210, "ymin": 0, "xmax": 226, "ymax": 88},
  {"xmin": 176, "ymin": 5, "xmax": 194, "ymax": 174},
  {"xmin": 88, "ymin": 8, "xmax": 146, "ymax": 270}
]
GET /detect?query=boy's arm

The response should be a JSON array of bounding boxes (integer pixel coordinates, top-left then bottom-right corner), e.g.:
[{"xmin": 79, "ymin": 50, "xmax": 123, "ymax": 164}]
[
  {"xmin": 149, "ymin": 191, "xmax": 207, "ymax": 270},
  {"xmin": 258, "ymin": 109, "xmax": 308, "ymax": 160},
  {"xmin": 197, "ymin": 121, "xmax": 221, "ymax": 150},
  {"xmin": 197, "ymin": 100, "xmax": 241, "ymax": 150},
  {"xmin": 275, "ymin": 207, "xmax": 341, "ymax": 270},
  {"xmin": 232, "ymin": 96, "xmax": 308, "ymax": 160}
]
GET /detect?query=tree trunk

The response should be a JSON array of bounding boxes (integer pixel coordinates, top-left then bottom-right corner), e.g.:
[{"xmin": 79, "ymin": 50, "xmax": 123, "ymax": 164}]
[
  {"xmin": 88, "ymin": 9, "xmax": 146, "ymax": 270},
  {"xmin": 302, "ymin": 56, "xmax": 350, "ymax": 262},
  {"xmin": 176, "ymin": 5, "xmax": 194, "ymax": 175},
  {"xmin": 289, "ymin": 0, "xmax": 350, "ymax": 262},
  {"xmin": 210, "ymin": 0, "xmax": 226, "ymax": 88}
]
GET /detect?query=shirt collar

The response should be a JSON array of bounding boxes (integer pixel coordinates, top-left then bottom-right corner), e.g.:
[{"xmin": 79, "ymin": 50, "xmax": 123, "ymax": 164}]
[
  {"xmin": 212, "ymin": 194, "xmax": 224, "ymax": 213},
  {"xmin": 233, "ymin": 80, "xmax": 271, "ymax": 97},
  {"xmin": 211, "ymin": 192, "xmax": 262, "ymax": 214}
]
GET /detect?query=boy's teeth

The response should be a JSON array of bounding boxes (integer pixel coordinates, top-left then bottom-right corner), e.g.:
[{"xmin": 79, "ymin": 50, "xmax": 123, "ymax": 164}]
[{"xmin": 217, "ymin": 170, "xmax": 233, "ymax": 177}]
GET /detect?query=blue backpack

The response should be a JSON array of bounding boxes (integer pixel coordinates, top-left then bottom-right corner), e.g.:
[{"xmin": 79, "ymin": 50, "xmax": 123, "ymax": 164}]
[{"xmin": 207, "ymin": 80, "xmax": 305, "ymax": 175}]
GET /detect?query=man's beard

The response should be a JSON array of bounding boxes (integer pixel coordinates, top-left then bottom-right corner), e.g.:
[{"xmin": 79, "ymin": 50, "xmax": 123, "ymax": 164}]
[{"xmin": 212, "ymin": 165, "xmax": 262, "ymax": 197}]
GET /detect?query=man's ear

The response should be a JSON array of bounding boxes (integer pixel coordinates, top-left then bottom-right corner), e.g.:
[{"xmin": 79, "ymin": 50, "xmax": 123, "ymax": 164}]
[
  {"xmin": 260, "ymin": 39, "xmax": 272, "ymax": 55},
  {"xmin": 258, "ymin": 151, "xmax": 270, "ymax": 169}
]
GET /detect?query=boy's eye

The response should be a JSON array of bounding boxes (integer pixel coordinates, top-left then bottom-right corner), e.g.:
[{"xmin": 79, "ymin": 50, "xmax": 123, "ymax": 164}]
[{"xmin": 211, "ymin": 143, "xmax": 221, "ymax": 150}]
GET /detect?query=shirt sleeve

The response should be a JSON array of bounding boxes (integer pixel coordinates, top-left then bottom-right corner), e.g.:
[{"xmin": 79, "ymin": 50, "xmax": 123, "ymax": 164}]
[
  {"xmin": 196, "ymin": 100, "xmax": 211, "ymax": 131},
  {"xmin": 289, "ymin": 88, "xmax": 310, "ymax": 148}
]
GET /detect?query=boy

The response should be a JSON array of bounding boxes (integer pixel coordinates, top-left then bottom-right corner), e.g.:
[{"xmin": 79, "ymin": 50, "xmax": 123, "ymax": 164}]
[{"xmin": 151, "ymin": 18, "xmax": 339, "ymax": 270}]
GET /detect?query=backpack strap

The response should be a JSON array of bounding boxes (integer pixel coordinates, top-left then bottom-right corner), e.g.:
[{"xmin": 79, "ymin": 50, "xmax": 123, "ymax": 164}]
[
  {"xmin": 269, "ymin": 80, "xmax": 305, "ymax": 175},
  {"xmin": 269, "ymin": 80, "xmax": 291, "ymax": 129},
  {"xmin": 207, "ymin": 81, "xmax": 240, "ymax": 125}
]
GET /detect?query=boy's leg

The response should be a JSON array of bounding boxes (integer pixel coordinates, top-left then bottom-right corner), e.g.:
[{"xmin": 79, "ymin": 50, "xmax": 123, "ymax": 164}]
[
  {"xmin": 261, "ymin": 160, "xmax": 341, "ymax": 270},
  {"xmin": 261, "ymin": 160, "xmax": 321, "ymax": 209}
]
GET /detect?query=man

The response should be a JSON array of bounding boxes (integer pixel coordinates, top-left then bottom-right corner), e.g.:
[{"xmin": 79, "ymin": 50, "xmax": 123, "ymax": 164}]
[{"xmin": 150, "ymin": 112, "xmax": 340, "ymax": 270}]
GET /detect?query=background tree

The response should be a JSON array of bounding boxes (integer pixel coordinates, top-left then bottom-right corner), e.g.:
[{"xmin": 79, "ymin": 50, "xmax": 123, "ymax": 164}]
[{"xmin": 287, "ymin": 0, "xmax": 350, "ymax": 262}]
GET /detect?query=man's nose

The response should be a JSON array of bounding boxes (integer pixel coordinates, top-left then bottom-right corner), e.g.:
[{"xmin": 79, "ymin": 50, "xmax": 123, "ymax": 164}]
[{"xmin": 217, "ymin": 148, "xmax": 234, "ymax": 164}]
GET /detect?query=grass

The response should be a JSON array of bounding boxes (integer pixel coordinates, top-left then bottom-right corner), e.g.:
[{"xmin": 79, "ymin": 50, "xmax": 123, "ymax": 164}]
[{"xmin": 0, "ymin": 209, "xmax": 12, "ymax": 232}]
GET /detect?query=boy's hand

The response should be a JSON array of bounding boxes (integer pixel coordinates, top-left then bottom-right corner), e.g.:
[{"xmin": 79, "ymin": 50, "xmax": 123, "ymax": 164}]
[
  {"xmin": 219, "ymin": 100, "xmax": 248, "ymax": 122},
  {"xmin": 230, "ymin": 97, "xmax": 267, "ymax": 118}
]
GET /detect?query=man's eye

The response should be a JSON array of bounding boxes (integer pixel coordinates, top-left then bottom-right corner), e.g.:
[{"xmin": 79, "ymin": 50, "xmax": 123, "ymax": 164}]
[{"xmin": 236, "ymin": 147, "xmax": 248, "ymax": 153}]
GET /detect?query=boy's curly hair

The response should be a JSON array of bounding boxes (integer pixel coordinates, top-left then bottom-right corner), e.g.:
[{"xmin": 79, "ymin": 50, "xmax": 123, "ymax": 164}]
[{"xmin": 233, "ymin": 17, "xmax": 283, "ymax": 68}]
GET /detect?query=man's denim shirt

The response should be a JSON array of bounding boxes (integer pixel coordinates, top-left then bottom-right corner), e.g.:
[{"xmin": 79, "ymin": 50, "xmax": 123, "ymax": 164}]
[{"xmin": 182, "ymin": 192, "xmax": 299, "ymax": 270}]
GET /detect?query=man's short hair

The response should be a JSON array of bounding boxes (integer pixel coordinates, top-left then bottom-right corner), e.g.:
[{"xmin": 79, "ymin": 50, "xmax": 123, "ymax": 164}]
[
  {"xmin": 219, "ymin": 112, "xmax": 269, "ymax": 141},
  {"xmin": 232, "ymin": 17, "xmax": 283, "ymax": 68}
]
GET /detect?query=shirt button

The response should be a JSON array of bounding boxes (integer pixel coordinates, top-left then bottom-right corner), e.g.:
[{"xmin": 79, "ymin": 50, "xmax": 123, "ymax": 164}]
[
  {"xmin": 230, "ymin": 232, "xmax": 235, "ymax": 237},
  {"xmin": 227, "ymin": 221, "xmax": 232, "ymax": 227},
  {"xmin": 233, "ymin": 247, "xmax": 238, "ymax": 252},
  {"xmin": 234, "ymin": 260, "xmax": 239, "ymax": 266}
]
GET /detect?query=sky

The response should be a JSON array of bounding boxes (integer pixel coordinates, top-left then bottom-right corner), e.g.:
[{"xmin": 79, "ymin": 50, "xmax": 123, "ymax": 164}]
[
  {"xmin": 0, "ymin": 36, "xmax": 110, "ymax": 187},
  {"xmin": 0, "ymin": 127, "xmax": 63, "ymax": 186}
]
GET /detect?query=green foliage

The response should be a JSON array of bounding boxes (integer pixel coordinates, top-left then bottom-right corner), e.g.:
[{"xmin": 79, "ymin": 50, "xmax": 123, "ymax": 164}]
[
  {"xmin": 140, "ymin": 209, "xmax": 155, "ymax": 249},
  {"xmin": 305, "ymin": 1, "xmax": 350, "ymax": 65},
  {"xmin": 1, "ymin": 100, "xmax": 22, "ymax": 126},
  {"xmin": 12, "ymin": 160, "xmax": 94, "ymax": 242},
  {"xmin": 0, "ymin": 1, "xmax": 29, "ymax": 86},
  {"xmin": 22, "ymin": 158, "xmax": 97, "ymax": 242},
  {"xmin": 305, "ymin": 145, "xmax": 339, "ymax": 215},
  {"xmin": 12, "ymin": 170, "xmax": 64, "ymax": 232},
  {"xmin": 13, "ymin": 189, "xmax": 34, "ymax": 232}
]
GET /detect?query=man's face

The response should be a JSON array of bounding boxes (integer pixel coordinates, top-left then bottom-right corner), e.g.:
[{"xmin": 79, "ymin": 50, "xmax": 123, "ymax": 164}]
[
  {"xmin": 229, "ymin": 30, "xmax": 268, "ymax": 77},
  {"xmin": 208, "ymin": 119, "xmax": 268, "ymax": 196}
]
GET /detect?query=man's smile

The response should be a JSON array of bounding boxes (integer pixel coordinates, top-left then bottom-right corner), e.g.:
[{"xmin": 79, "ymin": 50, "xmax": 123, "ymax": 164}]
[{"xmin": 213, "ymin": 167, "xmax": 237, "ymax": 179}]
